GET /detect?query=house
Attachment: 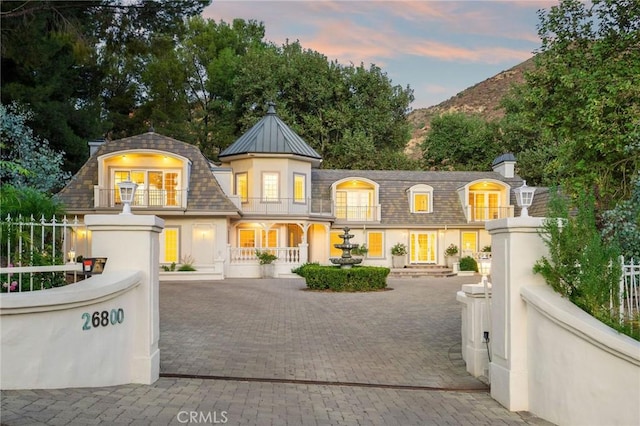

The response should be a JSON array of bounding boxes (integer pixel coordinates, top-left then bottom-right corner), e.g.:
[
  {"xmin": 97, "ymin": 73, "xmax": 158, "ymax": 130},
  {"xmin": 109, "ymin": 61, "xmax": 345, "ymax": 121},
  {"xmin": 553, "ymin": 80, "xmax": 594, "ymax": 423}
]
[{"xmin": 57, "ymin": 104, "xmax": 525, "ymax": 279}]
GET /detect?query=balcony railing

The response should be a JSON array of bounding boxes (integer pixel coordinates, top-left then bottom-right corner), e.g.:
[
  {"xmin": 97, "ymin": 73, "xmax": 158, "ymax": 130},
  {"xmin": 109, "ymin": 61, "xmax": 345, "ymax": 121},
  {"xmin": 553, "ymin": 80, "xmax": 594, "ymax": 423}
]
[
  {"xmin": 334, "ymin": 204, "xmax": 381, "ymax": 222},
  {"xmin": 466, "ymin": 205, "xmax": 514, "ymax": 222},
  {"xmin": 95, "ymin": 188, "xmax": 186, "ymax": 209},
  {"xmin": 240, "ymin": 198, "xmax": 332, "ymax": 215}
]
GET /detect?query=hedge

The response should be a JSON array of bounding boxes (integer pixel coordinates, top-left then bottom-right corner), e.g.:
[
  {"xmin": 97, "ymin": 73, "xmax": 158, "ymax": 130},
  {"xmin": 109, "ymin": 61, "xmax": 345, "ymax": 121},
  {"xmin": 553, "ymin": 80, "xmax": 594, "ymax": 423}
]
[{"xmin": 292, "ymin": 263, "xmax": 390, "ymax": 292}]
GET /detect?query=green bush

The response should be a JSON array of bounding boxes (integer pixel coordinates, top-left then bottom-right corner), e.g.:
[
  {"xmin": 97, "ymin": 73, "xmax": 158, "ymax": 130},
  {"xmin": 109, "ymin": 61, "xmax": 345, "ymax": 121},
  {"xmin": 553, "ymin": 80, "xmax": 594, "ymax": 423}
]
[
  {"xmin": 533, "ymin": 189, "xmax": 637, "ymax": 340},
  {"xmin": 292, "ymin": 263, "xmax": 390, "ymax": 292},
  {"xmin": 459, "ymin": 256, "xmax": 478, "ymax": 272}
]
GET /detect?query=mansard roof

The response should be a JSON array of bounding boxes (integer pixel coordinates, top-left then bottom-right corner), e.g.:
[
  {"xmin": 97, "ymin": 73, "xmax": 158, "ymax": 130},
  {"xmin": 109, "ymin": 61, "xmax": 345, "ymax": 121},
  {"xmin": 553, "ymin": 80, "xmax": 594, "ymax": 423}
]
[
  {"xmin": 56, "ymin": 132, "xmax": 239, "ymax": 214},
  {"xmin": 219, "ymin": 103, "xmax": 322, "ymax": 162},
  {"xmin": 312, "ymin": 169, "xmax": 525, "ymax": 226}
]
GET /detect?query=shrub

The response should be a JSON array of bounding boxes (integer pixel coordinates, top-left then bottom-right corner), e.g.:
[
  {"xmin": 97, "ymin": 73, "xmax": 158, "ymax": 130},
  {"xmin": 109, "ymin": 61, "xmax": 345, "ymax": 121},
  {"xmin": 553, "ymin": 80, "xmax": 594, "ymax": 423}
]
[
  {"xmin": 292, "ymin": 263, "xmax": 389, "ymax": 292},
  {"xmin": 533, "ymin": 189, "xmax": 636, "ymax": 340},
  {"xmin": 350, "ymin": 244, "xmax": 368, "ymax": 256},
  {"xmin": 459, "ymin": 256, "xmax": 478, "ymax": 272}
]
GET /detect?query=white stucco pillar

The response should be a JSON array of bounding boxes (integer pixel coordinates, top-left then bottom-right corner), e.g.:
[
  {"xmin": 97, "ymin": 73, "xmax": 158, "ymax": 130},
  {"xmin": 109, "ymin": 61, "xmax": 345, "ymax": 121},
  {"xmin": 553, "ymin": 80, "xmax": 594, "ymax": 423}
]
[
  {"xmin": 485, "ymin": 217, "xmax": 548, "ymax": 411},
  {"xmin": 85, "ymin": 214, "xmax": 164, "ymax": 384}
]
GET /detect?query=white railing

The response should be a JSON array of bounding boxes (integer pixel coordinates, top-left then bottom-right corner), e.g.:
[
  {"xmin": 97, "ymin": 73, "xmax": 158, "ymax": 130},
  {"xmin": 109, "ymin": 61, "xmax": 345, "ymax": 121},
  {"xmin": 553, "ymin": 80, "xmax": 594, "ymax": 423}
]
[
  {"xmin": 229, "ymin": 247, "xmax": 301, "ymax": 264},
  {"xmin": 466, "ymin": 205, "xmax": 514, "ymax": 222},
  {"xmin": 619, "ymin": 256, "xmax": 639, "ymax": 322},
  {"xmin": 240, "ymin": 197, "xmax": 332, "ymax": 215},
  {"xmin": 0, "ymin": 215, "xmax": 88, "ymax": 292}
]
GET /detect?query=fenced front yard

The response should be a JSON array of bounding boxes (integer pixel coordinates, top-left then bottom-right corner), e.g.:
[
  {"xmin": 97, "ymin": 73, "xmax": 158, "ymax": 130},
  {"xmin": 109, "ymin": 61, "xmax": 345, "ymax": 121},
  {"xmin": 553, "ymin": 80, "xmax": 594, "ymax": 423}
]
[
  {"xmin": 620, "ymin": 256, "xmax": 640, "ymax": 324},
  {"xmin": 0, "ymin": 215, "xmax": 88, "ymax": 292}
]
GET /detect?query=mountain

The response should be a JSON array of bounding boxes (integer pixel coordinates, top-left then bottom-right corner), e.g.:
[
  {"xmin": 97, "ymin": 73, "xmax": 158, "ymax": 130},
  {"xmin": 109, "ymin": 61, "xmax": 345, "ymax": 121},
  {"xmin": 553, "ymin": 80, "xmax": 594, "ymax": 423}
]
[{"xmin": 405, "ymin": 57, "xmax": 535, "ymax": 158}]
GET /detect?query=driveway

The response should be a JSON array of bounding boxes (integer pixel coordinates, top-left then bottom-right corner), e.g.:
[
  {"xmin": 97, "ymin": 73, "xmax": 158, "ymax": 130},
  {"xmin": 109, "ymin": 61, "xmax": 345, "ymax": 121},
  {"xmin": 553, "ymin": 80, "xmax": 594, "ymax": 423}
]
[{"xmin": 0, "ymin": 276, "xmax": 553, "ymax": 425}]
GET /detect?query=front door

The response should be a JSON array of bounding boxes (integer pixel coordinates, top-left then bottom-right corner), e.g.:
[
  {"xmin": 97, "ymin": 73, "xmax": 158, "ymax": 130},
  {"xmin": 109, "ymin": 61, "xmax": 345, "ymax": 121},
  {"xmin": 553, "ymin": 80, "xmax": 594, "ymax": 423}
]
[{"xmin": 410, "ymin": 231, "xmax": 436, "ymax": 264}]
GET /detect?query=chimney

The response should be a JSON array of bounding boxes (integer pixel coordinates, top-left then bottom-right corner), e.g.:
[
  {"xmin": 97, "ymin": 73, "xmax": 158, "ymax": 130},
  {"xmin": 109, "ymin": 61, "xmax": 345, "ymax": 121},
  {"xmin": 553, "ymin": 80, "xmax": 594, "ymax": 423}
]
[
  {"xmin": 88, "ymin": 139, "xmax": 106, "ymax": 157},
  {"xmin": 491, "ymin": 153, "xmax": 516, "ymax": 178}
]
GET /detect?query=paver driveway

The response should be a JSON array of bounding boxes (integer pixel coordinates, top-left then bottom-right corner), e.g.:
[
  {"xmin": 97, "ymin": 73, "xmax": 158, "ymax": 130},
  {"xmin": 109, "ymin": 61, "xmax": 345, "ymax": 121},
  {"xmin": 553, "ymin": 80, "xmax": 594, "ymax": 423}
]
[
  {"xmin": 160, "ymin": 276, "xmax": 483, "ymax": 390},
  {"xmin": 0, "ymin": 276, "xmax": 553, "ymax": 425}
]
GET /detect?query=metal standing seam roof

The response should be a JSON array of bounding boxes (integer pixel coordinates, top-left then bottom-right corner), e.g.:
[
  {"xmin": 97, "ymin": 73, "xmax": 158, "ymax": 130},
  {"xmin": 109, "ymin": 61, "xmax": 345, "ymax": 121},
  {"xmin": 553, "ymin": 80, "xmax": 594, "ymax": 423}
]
[
  {"xmin": 219, "ymin": 103, "xmax": 322, "ymax": 160},
  {"xmin": 56, "ymin": 132, "xmax": 239, "ymax": 214}
]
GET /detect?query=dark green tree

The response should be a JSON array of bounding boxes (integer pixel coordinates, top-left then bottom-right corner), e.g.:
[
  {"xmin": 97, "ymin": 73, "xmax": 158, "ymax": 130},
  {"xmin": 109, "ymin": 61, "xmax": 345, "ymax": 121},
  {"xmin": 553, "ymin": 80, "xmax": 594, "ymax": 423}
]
[
  {"xmin": 1, "ymin": 0, "xmax": 209, "ymax": 172},
  {"xmin": 500, "ymin": 0, "xmax": 640, "ymax": 207},
  {"xmin": 421, "ymin": 113, "xmax": 503, "ymax": 171}
]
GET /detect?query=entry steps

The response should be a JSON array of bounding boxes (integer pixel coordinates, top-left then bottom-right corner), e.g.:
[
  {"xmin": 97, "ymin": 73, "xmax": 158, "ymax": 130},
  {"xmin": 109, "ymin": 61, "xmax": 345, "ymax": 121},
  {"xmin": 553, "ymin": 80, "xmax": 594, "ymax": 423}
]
[{"xmin": 388, "ymin": 264, "xmax": 457, "ymax": 278}]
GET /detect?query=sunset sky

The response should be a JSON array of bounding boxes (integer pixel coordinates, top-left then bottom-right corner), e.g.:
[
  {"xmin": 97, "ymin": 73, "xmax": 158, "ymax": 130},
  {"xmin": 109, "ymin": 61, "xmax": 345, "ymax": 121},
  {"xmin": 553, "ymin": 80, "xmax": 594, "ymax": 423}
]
[{"xmin": 203, "ymin": 1, "xmax": 558, "ymax": 109}]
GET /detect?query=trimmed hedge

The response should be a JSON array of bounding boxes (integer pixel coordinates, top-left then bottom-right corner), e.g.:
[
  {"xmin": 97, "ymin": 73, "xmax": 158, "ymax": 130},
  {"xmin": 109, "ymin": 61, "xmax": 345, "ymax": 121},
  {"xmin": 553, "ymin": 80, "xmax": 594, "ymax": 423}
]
[{"xmin": 292, "ymin": 263, "xmax": 390, "ymax": 292}]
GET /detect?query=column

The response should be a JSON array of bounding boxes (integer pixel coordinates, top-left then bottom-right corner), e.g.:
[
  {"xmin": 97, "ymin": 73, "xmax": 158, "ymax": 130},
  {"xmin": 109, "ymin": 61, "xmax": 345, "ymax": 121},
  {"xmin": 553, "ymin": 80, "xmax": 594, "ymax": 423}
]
[
  {"xmin": 85, "ymin": 214, "xmax": 164, "ymax": 384},
  {"xmin": 485, "ymin": 217, "xmax": 548, "ymax": 411}
]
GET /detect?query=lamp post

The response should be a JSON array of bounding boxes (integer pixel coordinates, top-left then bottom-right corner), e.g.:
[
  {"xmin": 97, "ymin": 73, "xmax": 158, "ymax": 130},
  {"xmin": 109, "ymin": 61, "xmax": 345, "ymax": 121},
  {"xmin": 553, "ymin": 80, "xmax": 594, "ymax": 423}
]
[
  {"xmin": 513, "ymin": 180, "xmax": 536, "ymax": 217},
  {"xmin": 117, "ymin": 180, "xmax": 138, "ymax": 215},
  {"xmin": 478, "ymin": 256, "xmax": 491, "ymax": 288}
]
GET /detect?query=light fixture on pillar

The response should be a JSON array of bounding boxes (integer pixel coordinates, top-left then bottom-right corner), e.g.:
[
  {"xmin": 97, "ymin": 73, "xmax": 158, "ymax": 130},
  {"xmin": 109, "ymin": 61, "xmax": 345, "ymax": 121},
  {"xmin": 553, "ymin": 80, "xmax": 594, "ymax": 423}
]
[
  {"xmin": 513, "ymin": 180, "xmax": 536, "ymax": 217},
  {"xmin": 117, "ymin": 180, "xmax": 138, "ymax": 215},
  {"xmin": 67, "ymin": 249, "xmax": 76, "ymax": 264},
  {"xmin": 478, "ymin": 257, "xmax": 491, "ymax": 285}
]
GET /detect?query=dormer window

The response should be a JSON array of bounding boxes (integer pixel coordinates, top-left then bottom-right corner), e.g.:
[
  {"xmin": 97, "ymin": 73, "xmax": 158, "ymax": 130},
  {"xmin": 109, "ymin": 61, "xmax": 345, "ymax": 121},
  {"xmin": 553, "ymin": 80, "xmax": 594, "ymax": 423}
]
[
  {"xmin": 409, "ymin": 184, "xmax": 433, "ymax": 214},
  {"xmin": 113, "ymin": 169, "xmax": 180, "ymax": 207}
]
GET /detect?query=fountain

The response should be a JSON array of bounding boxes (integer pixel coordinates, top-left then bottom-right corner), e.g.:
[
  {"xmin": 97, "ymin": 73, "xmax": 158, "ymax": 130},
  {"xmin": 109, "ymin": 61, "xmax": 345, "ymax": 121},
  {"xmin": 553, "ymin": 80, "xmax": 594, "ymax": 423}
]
[{"xmin": 330, "ymin": 226, "xmax": 363, "ymax": 269}]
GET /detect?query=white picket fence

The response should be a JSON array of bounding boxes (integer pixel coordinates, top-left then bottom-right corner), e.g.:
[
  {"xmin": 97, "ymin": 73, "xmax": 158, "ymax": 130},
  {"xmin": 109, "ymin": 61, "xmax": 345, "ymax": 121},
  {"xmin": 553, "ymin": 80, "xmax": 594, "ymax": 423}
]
[
  {"xmin": 619, "ymin": 256, "xmax": 639, "ymax": 322},
  {"xmin": 0, "ymin": 215, "xmax": 87, "ymax": 292}
]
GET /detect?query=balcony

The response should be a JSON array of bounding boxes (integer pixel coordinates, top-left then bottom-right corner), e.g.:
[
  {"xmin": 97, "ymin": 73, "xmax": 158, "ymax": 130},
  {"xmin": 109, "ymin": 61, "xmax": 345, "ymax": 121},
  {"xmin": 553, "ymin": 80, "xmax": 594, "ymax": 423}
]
[
  {"xmin": 465, "ymin": 205, "xmax": 514, "ymax": 222},
  {"xmin": 334, "ymin": 204, "xmax": 381, "ymax": 223},
  {"xmin": 239, "ymin": 197, "xmax": 332, "ymax": 216},
  {"xmin": 94, "ymin": 188, "xmax": 186, "ymax": 209}
]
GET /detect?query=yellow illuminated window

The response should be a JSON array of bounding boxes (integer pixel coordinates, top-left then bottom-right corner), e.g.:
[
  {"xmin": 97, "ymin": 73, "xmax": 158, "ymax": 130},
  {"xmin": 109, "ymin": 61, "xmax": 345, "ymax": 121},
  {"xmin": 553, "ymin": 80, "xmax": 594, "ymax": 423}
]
[
  {"xmin": 367, "ymin": 232, "xmax": 383, "ymax": 258},
  {"xmin": 235, "ymin": 173, "xmax": 248, "ymax": 203},
  {"xmin": 261, "ymin": 230, "xmax": 277, "ymax": 248},
  {"xmin": 414, "ymin": 193, "xmax": 429, "ymax": 212},
  {"xmin": 330, "ymin": 231, "xmax": 343, "ymax": 257},
  {"xmin": 294, "ymin": 174, "xmax": 306, "ymax": 203},
  {"xmin": 163, "ymin": 228, "xmax": 179, "ymax": 263},
  {"xmin": 239, "ymin": 229, "xmax": 256, "ymax": 248},
  {"xmin": 462, "ymin": 232, "xmax": 477, "ymax": 253}
]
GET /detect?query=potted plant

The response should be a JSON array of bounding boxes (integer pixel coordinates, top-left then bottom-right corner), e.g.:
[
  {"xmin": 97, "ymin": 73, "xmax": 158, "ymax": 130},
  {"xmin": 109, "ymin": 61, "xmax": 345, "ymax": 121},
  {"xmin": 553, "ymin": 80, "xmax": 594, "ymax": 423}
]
[
  {"xmin": 391, "ymin": 243, "xmax": 407, "ymax": 268},
  {"xmin": 255, "ymin": 249, "xmax": 278, "ymax": 278},
  {"xmin": 350, "ymin": 244, "xmax": 368, "ymax": 259},
  {"xmin": 444, "ymin": 244, "xmax": 459, "ymax": 267},
  {"xmin": 458, "ymin": 256, "xmax": 478, "ymax": 276}
]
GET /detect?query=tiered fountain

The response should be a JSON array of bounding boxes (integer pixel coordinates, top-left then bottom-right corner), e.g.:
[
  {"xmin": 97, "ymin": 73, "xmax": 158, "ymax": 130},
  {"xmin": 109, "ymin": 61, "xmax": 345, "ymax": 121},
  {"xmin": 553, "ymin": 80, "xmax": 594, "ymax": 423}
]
[{"xmin": 330, "ymin": 226, "xmax": 363, "ymax": 269}]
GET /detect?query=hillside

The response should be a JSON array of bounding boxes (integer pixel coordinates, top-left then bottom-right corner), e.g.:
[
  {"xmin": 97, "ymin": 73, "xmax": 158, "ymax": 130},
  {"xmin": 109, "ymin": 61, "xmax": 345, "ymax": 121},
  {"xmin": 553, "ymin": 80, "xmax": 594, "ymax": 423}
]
[{"xmin": 405, "ymin": 57, "xmax": 535, "ymax": 158}]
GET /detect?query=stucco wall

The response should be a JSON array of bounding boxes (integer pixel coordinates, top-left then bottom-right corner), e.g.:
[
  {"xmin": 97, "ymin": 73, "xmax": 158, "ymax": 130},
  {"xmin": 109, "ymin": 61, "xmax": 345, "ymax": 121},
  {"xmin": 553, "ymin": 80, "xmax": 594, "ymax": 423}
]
[
  {"xmin": 522, "ymin": 285, "xmax": 640, "ymax": 426},
  {"xmin": 0, "ymin": 271, "xmax": 142, "ymax": 389}
]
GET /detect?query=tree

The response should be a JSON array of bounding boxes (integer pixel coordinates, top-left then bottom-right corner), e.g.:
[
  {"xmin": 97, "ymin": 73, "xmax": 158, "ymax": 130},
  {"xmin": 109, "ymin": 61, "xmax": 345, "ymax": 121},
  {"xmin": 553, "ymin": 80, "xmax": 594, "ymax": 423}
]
[
  {"xmin": 1, "ymin": 0, "xmax": 210, "ymax": 172},
  {"xmin": 421, "ymin": 113, "xmax": 503, "ymax": 171},
  {"xmin": 0, "ymin": 103, "xmax": 70, "ymax": 193},
  {"xmin": 233, "ymin": 40, "xmax": 415, "ymax": 168},
  {"xmin": 500, "ymin": 0, "xmax": 640, "ymax": 207}
]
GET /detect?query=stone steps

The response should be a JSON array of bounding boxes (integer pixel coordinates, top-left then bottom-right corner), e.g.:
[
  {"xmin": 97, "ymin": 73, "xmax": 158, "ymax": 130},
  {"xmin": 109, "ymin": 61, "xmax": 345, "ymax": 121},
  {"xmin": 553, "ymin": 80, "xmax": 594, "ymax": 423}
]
[{"xmin": 388, "ymin": 265, "xmax": 457, "ymax": 278}]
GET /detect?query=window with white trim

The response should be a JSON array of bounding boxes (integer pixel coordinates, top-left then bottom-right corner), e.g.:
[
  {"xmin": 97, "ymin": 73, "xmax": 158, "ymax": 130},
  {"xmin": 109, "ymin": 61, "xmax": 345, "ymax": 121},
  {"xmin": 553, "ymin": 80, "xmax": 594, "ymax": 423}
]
[
  {"xmin": 235, "ymin": 172, "xmax": 248, "ymax": 203},
  {"xmin": 408, "ymin": 184, "xmax": 433, "ymax": 213},
  {"xmin": 367, "ymin": 231, "xmax": 384, "ymax": 258},
  {"xmin": 293, "ymin": 173, "xmax": 306, "ymax": 203},
  {"xmin": 160, "ymin": 227, "xmax": 180, "ymax": 263},
  {"xmin": 262, "ymin": 172, "xmax": 279, "ymax": 201},
  {"xmin": 113, "ymin": 169, "xmax": 180, "ymax": 207}
]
